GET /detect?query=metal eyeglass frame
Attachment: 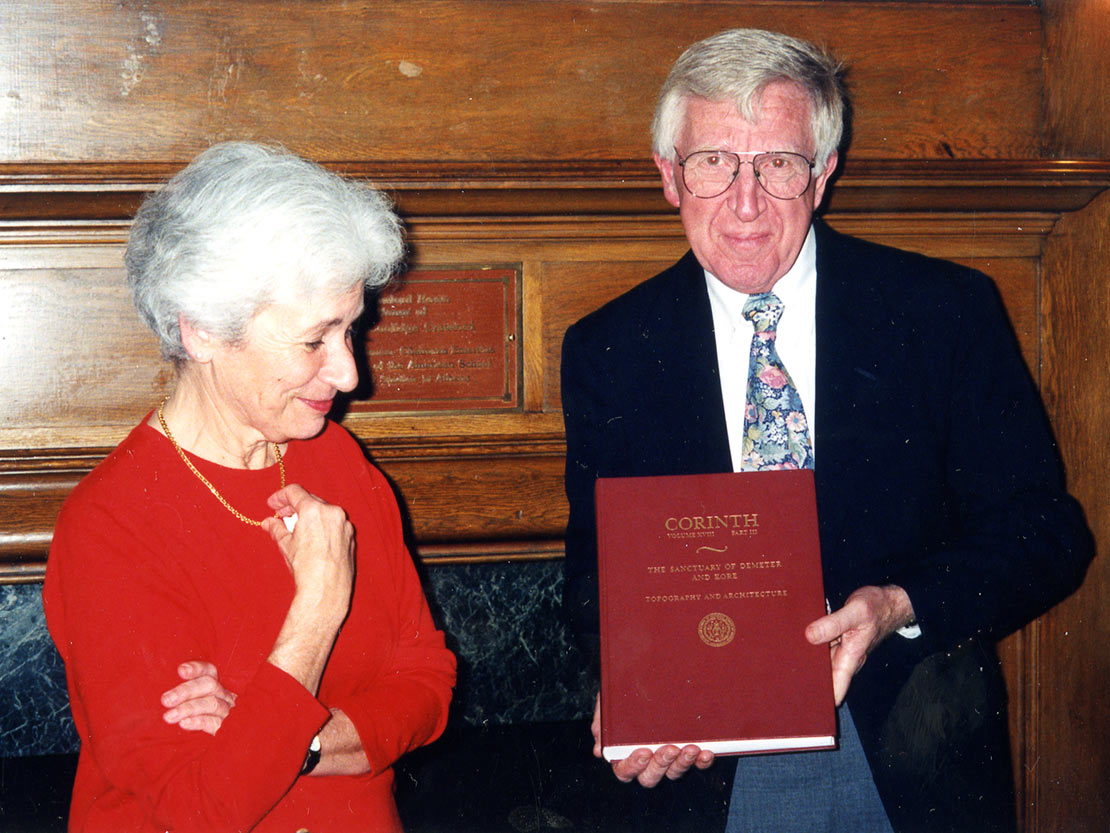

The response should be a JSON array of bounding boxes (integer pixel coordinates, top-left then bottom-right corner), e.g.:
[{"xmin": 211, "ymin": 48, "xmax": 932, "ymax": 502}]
[{"xmin": 674, "ymin": 148, "xmax": 816, "ymax": 200}]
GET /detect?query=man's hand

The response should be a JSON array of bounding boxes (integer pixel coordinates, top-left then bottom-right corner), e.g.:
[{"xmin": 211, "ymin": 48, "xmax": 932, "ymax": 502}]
[
  {"xmin": 591, "ymin": 694, "xmax": 714, "ymax": 787},
  {"xmin": 805, "ymin": 584, "xmax": 916, "ymax": 705},
  {"xmin": 161, "ymin": 661, "xmax": 238, "ymax": 736}
]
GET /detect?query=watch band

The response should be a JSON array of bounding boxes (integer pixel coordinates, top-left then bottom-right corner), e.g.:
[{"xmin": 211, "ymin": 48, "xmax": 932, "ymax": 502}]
[{"xmin": 299, "ymin": 733, "xmax": 322, "ymax": 775}]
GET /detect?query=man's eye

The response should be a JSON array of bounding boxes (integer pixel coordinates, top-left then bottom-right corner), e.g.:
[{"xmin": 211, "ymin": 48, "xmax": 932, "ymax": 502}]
[
  {"xmin": 305, "ymin": 340, "xmax": 324, "ymax": 351},
  {"xmin": 704, "ymin": 154, "xmax": 723, "ymax": 167}
]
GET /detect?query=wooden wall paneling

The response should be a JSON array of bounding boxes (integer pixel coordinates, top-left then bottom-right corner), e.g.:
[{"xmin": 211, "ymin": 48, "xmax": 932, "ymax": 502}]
[
  {"xmin": 4, "ymin": 1, "xmax": 1043, "ymax": 164},
  {"xmin": 537, "ymin": 257, "xmax": 684, "ymax": 413},
  {"xmin": 0, "ymin": 240, "xmax": 171, "ymax": 449},
  {"xmin": 1042, "ymin": 0, "xmax": 1110, "ymax": 159},
  {"xmin": 370, "ymin": 446, "xmax": 568, "ymax": 544},
  {"xmin": 1039, "ymin": 191, "xmax": 1110, "ymax": 833},
  {"xmin": 0, "ymin": 188, "xmax": 1103, "ymax": 573},
  {"xmin": 1001, "ymin": 623, "xmax": 1036, "ymax": 833},
  {"xmin": 522, "ymin": 258, "xmax": 547, "ymax": 414},
  {"xmin": 0, "ymin": 456, "xmax": 92, "ymax": 582},
  {"xmin": 1039, "ymin": 13, "xmax": 1109, "ymax": 826},
  {"xmin": 7, "ymin": 160, "xmax": 1109, "ymax": 231},
  {"xmin": 1024, "ymin": 10, "xmax": 1107, "ymax": 823}
]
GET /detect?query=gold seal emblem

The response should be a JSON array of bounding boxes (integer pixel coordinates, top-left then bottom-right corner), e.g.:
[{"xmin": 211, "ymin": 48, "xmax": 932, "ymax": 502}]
[{"xmin": 697, "ymin": 612, "xmax": 736, "ymax": 647}]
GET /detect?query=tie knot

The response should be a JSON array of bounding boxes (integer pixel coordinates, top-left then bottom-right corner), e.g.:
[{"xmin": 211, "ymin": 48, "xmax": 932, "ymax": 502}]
[{"xmin": 742, "ymin": 292, "xmax": 784, "ymax": 333}]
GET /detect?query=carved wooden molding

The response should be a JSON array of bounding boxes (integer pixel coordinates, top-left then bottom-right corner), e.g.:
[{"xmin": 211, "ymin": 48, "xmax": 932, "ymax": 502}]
[{"xmin": 2, "ymin": 160, "xmax": 1108, "ymax": 221}]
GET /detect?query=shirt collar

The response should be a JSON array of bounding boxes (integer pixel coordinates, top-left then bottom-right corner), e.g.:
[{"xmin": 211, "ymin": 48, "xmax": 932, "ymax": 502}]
[{"xmin": 704, "ymin": 225, "xmax": 817, "ymax": 332}]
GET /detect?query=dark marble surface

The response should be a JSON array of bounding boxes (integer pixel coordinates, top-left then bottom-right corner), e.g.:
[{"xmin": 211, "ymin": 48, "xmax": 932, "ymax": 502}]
[
  {"xmin": 423, "ymin": 560, "xmax": 594, "ymax": 727},
  {"xmin": 0, "ymin": 560, "xmax": 594, "ymax": 758},
  {"xmin": 0, "ymin": 585, "xmax": 76, "ymax": 757}
]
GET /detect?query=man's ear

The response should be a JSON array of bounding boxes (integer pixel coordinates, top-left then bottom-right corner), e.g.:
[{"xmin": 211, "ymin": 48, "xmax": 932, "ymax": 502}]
[
  {"xmin": 178, "ymin": 314, "xmax": 217, "ymax": 364},
  {"xmin": 812, "ymin": 150, "xmax": 839, "ymax": 208},
  {"xmin": 653, "ymin": 152, "xmax": 682, "ymax": 209}
]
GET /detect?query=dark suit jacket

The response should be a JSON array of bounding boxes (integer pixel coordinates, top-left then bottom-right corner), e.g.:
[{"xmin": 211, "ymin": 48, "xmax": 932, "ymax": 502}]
[{"xmin": 560, "ymin": 220, "xmax": 1093, "ymax": 833}]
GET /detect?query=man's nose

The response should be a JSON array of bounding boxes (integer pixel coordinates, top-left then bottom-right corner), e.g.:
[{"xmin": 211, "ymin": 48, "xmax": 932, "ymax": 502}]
[{"xmin": 724, "ymin": 161, "xmax": 764, "ymax": 220}]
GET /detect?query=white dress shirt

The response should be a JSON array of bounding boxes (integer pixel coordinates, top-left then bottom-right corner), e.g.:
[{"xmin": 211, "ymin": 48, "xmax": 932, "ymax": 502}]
[{"xmin": 706, "ymin": 226, "xmax": 818, "ymax": 474}]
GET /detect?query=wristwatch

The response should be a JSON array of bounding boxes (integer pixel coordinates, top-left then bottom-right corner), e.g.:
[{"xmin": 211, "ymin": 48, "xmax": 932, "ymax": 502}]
[{"xmin": 299, "ymin": 733, "xmax": 322, "ymax": 775}]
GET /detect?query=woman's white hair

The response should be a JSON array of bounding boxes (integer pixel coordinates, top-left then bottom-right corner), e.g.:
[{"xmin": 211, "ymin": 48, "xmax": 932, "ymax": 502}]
[
  {"xmin": 652, "ymin": 29, "xmax": 847, "ymax": 173},
  {"xmin": 126, "ymin": 141, "xmax": 404, "ymax": 363}
]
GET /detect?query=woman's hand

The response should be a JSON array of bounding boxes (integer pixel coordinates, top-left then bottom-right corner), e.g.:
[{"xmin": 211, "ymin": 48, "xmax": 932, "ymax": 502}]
[
  {"xmin": 261, "ymin": 484, "xmax": 356, "ymax": 694},
  {"xmin": 161, "ymin": 661, "xmax": 237, "ymax": 736},
  {"xmin": 262, "ymin": 484, "xmax": 356, "ymax": 628}
]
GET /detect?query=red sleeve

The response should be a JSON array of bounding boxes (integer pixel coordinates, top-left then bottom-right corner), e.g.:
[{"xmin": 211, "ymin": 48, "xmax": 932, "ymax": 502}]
[
  {"xmin": 321, "ymin": 432, "xmax": 456, "ymax": 774},
  {"xmin": 45, "ymin": 489, "xmax": 330, "ymax": 832}
]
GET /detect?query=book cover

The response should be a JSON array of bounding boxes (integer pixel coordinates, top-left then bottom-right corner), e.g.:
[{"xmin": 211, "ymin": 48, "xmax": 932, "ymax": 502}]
[{"xmin": 596, "ymin": 469, "xmax": 835, "ymax": 760}]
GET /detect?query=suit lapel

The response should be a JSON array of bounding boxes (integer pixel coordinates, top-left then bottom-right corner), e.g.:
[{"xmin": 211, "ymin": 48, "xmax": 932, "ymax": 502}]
[
  {"xmin": 813, "ymin": 221, "xmax": 895, "ymax": 568},
  {"xmin": 638, "ymin": 251, "xmax": 733, "ymax": 475}
]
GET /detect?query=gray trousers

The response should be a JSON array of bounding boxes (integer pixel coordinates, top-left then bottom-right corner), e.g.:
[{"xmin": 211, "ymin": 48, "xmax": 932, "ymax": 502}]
[{"xmin": 725, "ymin": 705, "xmax": 893, "ymax": 833}]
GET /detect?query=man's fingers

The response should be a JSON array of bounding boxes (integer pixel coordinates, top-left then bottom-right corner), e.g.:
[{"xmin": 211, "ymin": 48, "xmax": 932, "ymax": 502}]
[
  {"xmin": 611, "ymin": 750, "xmax": 652, "ymax": 783},
  {"xmin": 637, "ymin": 747, "xmax": 679, "ymax": 787},
  {"xmin": 805, "ymin": 614, "xmax": 837, "ymax": 645},
  {"xmin": 608, "ymin": 742, "xmax": 714, "ymax": 787},
  {"xmin": 663, "ymin": 747, "xmax": 700, "ymax": 781},
  {"xmin": 829, "ymin": 633, "xmax": 869, "ymax": 705},
  {"xmin": 609, "ymin": 745, "xmax": 690, "ymax": 788}
]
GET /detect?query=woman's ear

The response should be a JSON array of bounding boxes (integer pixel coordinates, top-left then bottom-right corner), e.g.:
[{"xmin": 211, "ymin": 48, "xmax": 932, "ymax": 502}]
[{"xmin": 178, "ymin": 314, "xmax": 217, "ymax": 364}]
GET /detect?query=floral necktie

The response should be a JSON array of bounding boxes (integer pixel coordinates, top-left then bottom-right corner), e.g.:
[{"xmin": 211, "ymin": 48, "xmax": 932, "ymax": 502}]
[{"xmin": 740, "ymin": 292, "xmax": 814, "ymax": 471}]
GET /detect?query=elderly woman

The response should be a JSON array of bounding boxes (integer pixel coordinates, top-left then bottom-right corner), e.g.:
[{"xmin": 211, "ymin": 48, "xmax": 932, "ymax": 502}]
[{"xmin": 43, "ymin": 142, "xmax": 456, "ymax": 832}]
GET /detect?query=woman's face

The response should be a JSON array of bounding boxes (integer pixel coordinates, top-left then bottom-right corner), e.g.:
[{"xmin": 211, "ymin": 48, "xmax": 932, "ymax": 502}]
[{"xmin": 205, "ymin": 285, "xmax": 365, "ymax": 446}]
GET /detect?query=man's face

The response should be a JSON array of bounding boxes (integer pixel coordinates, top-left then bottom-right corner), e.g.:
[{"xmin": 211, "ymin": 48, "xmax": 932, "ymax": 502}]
[{"xmin": 654, "ymin": 82, "xmax": 837, "ymax": 294}]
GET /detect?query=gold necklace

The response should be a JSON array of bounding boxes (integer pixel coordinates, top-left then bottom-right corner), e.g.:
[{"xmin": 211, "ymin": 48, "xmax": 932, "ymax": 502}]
[{"xmin": 157, "ymin": 399, "xmax": 285, "ymax": 527}]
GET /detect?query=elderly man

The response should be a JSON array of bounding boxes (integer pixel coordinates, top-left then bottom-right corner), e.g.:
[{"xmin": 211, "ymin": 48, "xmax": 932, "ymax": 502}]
[{"xmin": 561, "ymin": 29, "xmax": 1092, "ymax": 833}]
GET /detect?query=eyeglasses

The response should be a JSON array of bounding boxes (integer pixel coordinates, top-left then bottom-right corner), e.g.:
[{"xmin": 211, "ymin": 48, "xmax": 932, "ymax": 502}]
[{"xmin": 675, "ymin": 149, "xmax": 815, "ymax": 200}]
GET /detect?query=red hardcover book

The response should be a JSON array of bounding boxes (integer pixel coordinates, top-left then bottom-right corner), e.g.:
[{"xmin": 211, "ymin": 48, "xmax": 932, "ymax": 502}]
[{"xmin": 596, "ymin": 469, "xmax": 835, "ymax": 760}]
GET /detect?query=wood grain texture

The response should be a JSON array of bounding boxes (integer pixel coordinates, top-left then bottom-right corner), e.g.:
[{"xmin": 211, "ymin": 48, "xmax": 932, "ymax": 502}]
[
  {"xmin": 1043, "ymin": 0, "xmax": 1110, "ymax": 159},
  {"xmin": 3, "ymin": 1, "xmax": 1042, "ymax": 163},
  {"xmin": 1038, "ymin": 190, "xmax": 1110, "ymax": 833}
]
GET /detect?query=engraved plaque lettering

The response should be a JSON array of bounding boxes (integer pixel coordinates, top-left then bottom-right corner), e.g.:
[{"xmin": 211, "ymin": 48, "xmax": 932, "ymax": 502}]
[{"xmin": 358, "ymin": 268, "xmax": 519, "ymax": 413}]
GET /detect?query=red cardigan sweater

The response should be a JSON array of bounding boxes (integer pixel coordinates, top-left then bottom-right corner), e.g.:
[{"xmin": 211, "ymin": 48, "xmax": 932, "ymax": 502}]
[{"xmin": 44, "ymin": 418, "xmax": 456, "ymax": 832}]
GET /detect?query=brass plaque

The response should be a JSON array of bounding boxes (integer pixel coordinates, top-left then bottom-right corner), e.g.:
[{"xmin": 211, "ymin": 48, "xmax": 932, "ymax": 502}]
[{"xmin": 360, "ymin": 268, "xmax": 519, "ymax": 413}]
